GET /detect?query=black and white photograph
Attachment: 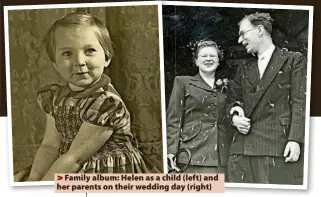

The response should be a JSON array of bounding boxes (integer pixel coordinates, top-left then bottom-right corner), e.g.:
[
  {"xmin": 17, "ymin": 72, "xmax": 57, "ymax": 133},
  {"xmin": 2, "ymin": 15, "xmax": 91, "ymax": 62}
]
[
  {"xmin": 4, "ymin": 1, "xmax": 164, "ymax": 186},
  {"xmin": 163, "ymin": 1, "xmax": 313, "ymax": 189}
]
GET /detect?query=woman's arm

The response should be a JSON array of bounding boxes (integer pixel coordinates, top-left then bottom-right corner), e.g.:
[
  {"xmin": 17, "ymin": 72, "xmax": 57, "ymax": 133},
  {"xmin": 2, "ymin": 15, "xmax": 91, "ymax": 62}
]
[
  {"xmin": 41, "ymin": 122, "xmax": 113, "ymax": 181},
  {"xmin": 27, "ymin": 114, "xmax": 61, "ymax": 181}
]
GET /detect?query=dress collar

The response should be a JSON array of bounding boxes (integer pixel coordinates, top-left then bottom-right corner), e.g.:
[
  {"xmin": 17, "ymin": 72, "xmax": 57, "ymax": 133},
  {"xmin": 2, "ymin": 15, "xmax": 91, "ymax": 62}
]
[{"xmin": 58, "ymin": 74, "xmax": 111, "ymax": 99}]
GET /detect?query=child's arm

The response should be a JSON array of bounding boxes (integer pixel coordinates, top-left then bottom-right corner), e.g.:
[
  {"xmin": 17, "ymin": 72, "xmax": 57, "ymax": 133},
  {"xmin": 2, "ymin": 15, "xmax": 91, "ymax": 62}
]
[
  {"xmin": 27, "ymin": 114, "xmax": 61, "ymax": 181},
  {"xmin": 41, "ymin": 122, "xmax": 113, "ymax": 181}
]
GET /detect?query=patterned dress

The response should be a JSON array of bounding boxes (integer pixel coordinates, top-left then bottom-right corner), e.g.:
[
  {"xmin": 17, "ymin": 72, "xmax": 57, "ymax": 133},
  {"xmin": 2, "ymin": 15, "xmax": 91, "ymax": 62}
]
[{"xmin": 36, "ymin": 74, "xmax": 159, "ymax": 173}]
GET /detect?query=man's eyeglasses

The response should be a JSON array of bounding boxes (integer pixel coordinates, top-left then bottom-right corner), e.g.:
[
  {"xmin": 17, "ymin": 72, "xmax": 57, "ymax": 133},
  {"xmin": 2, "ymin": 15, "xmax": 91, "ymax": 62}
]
[{"xmin": 239, "ymin": 28, "xmax": 257, "ymax": 39}]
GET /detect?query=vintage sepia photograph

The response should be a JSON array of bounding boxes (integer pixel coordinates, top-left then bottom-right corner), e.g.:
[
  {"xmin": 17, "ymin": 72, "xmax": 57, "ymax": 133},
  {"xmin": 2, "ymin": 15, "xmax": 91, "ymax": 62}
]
[
  {"xmin": 163, "ymin": 1, "xmax": 313, "ymax": 189},
  {"xmin": 4, "ymin": 1, "xmax": 164, "ymax": 186}
]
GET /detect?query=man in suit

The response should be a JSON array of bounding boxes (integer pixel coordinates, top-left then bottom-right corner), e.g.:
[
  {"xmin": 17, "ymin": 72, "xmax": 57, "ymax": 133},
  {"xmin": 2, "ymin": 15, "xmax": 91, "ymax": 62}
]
[{"xmin": 227, "ymin": 12, "xmax": 307, "ymax": 184}]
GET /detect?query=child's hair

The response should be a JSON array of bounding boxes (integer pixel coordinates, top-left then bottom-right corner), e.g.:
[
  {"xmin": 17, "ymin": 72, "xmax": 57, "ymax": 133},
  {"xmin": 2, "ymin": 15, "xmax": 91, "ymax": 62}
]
[{"xmin": 43, "ymin": 12, "xmax": 114, "ymax": 63}]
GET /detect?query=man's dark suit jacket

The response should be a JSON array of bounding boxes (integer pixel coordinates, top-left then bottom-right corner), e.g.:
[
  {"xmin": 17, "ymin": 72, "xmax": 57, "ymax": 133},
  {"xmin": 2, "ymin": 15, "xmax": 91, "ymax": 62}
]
[
  {"xmin": 227, "ymin": 47, "xmax": 307, "ymax": 156},
  {"xmin": 167, "ymin": 74, "xmax": 233, "ymax": 166}
]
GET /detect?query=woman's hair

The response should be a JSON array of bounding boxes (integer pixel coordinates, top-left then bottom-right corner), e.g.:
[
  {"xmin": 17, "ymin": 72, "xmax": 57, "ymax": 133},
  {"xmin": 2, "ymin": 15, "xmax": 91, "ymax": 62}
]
[
  {"xmin": 193, "ymin": 39, "xmax": 228, "ymax": 80},
  {"xmin": 43, "ymin": 12, "xmax": 114, "ymax": 63},
  {"xmin": 193, "ymin": 40, "xmax": 223, "ymax": 61},
  {"xmin": 239, "ymin": 12, "xmax": 274, "ymax": 35}
]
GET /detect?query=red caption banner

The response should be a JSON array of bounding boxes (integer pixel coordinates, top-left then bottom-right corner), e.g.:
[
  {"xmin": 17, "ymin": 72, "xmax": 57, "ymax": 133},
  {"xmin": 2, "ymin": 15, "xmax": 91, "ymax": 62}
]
[{"xmin": 55, "ymin": 173, "xmax": 224, "ymax": 193}]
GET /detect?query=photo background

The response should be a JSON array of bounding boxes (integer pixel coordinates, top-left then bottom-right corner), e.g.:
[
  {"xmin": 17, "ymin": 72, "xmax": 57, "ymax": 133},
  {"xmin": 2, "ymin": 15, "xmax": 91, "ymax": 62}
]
[
  {"xmin": 8, "ymin": 5, "xmax": 163, "ymax": 173},
  {"xmin": 163, "ymin": 5, "xmax": 310, "ymax": 106}
]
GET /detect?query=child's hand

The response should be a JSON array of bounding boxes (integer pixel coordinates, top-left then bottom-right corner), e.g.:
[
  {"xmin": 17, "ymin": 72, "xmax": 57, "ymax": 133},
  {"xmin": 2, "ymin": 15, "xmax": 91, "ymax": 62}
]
[{"xmin": 14, "ymin": 170, "xmax": 27, "ymax": 182}]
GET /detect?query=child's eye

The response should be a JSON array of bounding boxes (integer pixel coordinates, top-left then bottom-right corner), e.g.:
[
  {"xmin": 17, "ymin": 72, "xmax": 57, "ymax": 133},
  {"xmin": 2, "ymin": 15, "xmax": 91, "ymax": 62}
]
[
  {"xmin": 86, "ymin": 48, "xmax": 96, "ymax": 55},
  {"xmin": 62, "ymin": 51, "xmax": 72, "ymax": 56}
]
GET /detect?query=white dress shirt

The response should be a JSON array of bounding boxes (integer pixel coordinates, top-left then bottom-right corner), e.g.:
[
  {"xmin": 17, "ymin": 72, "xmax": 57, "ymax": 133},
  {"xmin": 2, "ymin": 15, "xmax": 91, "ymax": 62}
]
[{"xmin": 257, "ymin": 44, "xmax": 276, "ymax": 79}]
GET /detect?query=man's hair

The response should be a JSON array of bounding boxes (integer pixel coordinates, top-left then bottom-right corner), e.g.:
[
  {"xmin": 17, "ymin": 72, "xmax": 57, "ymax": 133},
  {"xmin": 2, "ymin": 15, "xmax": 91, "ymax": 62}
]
[
  {"xmin": 239, "ymin": 12, "xmax": 274, "ymax": 35},
  {"xmin": 43, "ymin": 12, "xmax": 114, "ymax": 62}
]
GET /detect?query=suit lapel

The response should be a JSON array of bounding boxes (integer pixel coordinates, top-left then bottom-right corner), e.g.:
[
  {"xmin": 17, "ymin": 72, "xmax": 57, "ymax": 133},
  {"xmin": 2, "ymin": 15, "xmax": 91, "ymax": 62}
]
[
  {"xmin": 245, "ymin": 59, "xmax": 260, "ymax": 88},
  {"xmin": 190, "ymin": 73, "xmax": 215, "ymax": 92},
  {"xmin": 248, "ymin": 47, "xmax": 288, "ymax": 116}
]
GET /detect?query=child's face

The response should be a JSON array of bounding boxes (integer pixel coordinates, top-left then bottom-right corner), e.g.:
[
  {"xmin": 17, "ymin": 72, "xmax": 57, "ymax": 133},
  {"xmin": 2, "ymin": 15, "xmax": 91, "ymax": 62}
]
[{"xmin": 53, "ymin": 25, "xmax": 109, "ymax": 89}]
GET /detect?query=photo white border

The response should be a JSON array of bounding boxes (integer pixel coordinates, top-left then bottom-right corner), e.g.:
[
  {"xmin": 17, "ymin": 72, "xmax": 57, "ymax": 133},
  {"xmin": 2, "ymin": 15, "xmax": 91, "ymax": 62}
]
[
  {"xmin": 158, "ymin": 4, "xmax": 168, "ymax": 176},
  {"xmin": 4, "ymin": 0, "xmax": 165, "ymax": 187},
  {"xmin": 4, "ymin": 0, "xmax": 314, "ymax": 191},
  {"xmin": 161, "ymin": 0, "xmax": 313, "ymax": 190}
]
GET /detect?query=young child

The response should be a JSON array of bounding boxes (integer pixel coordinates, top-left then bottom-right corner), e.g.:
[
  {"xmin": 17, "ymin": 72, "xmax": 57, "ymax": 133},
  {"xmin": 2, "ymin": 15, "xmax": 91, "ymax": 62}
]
[{"xmin": 14, "ymin": 12, "xmax": 160, "ymax": 182}]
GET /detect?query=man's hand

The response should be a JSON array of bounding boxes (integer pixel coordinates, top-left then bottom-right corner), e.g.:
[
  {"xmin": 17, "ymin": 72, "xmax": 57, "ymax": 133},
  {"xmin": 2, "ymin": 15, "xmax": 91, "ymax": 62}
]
[
  {"xmin": 232, "ymin": 115, "xmax": 251, "ymax": 135},
  {"xmin": 283, "ymin": 141, "xmax": 301, "ymax": 162},
  {"xmin": 230, "ymin": 106, "xmax": 245, "ymax": 117}
]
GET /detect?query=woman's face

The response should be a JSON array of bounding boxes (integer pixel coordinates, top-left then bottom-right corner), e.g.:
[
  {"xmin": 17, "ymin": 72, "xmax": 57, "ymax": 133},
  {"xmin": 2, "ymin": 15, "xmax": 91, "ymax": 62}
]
[{"xmin": 195, "ymin": 46, "xmax": 220, "ymax": 74}]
